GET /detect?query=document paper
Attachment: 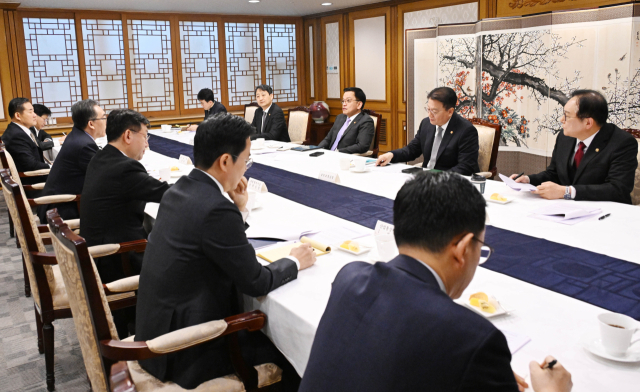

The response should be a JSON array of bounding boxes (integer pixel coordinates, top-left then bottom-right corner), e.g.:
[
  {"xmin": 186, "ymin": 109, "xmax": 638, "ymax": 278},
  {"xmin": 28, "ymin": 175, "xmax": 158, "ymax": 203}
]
[{"xmin": 499, "ymin": 173, "xmax": 538, "ymax": 192}]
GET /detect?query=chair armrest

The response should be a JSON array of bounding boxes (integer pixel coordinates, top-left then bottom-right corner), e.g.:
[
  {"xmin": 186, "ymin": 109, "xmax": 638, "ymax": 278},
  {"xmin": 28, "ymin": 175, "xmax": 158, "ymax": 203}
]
[
  {"xmin": 65, "ymin": 219, "xmax": 80, "ymax": 230},
  {"xmin": 110, "ymin": 361, "xmax": 136, "ymax": 392},
  {"xmin": 24, "ymin": 182, "xmax": 46, "ymax": 191},
  {"xmin": 353, "ymin": 151, "xmax": 373, "ymax": 157},
  {"xmin": 100, "ymin": 310, "xmax": 266, "ymax": 361},
  {"xmin": 20, "ymin": 169, "xmax": 50, "ymax": 177},
  {"xmin": 476, "ymin": 171, "xmax": 493, "ymax": 179},
  {"xmin": 103, "ymin": 276, "xmax": 139, "ymax": 295},
  {"xmin": 88, "ymin": 240, "xmax": 147, "ymax": 258},
  {"xmin": 30, "ymin": 251, "xmax": 58, "ymax": 265}
]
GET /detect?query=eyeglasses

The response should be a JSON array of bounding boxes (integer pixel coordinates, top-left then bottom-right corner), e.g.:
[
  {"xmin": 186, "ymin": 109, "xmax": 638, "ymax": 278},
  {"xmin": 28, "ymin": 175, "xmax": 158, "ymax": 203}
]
[
  {"xmin": 473, "ymin": 237, "xmax": 494, "ymax": 265},
  {"xmin": 90, "ymin": 116, "xmax": 108, "ymax": 121},
  {"xmin": 131, "ymin": 130, "xmax": 150, "ymax": 141},
  {"xmin": 232, "ymin": 155, "xmax": 253, "ymax": 170},
  {"xmin": 424, "ymin": 107, "xmax": 442, "ymax": 115},
  {"xmin": 340, "ymin": 99, "xmax": 360, "ymax": 105},
  {"xmin": 561, "ymin": 112, "xmax": 578, "ymax": 121}
]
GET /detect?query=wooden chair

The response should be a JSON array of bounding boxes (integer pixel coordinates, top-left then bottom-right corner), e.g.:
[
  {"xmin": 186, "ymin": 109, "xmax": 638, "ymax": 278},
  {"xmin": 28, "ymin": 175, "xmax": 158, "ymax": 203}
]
[
  {"xmin": 1, "ymin": 169, "xmax": 141, "ymax": 391},
  {"xmin": 470, "ymin": 118, "xmax": 502, "ymax": 179},
  {"xmin": 355, "ymin": 109, "xmax": 381, "ymax": 158},
  {"xmin": 46, "ymin": 211, "xmax": 283, "ymax": 392},
  {"xmin": 287, "ymin": 106, "xmax": 312, "ymax": 144},
  {"xmin": 244, "ymin": 102, "xmax": 260, "ymax": 124},
  {"xmin": 623, "ymin": 129, "xmax": 640, "ymax": 205}
]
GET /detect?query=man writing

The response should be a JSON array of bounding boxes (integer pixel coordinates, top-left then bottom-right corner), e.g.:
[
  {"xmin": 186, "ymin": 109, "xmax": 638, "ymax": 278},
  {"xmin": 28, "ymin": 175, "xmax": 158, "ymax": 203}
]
[{"xmin": 185, "ymin": 88, "xmax": 227, "ymax": 131}]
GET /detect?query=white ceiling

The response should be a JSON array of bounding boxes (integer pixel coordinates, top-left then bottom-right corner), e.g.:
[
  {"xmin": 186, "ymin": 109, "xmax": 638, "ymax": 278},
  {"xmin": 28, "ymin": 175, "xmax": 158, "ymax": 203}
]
[{"xmin": 18, "ymin": 0, "xmax": 388, "ymax": 17}]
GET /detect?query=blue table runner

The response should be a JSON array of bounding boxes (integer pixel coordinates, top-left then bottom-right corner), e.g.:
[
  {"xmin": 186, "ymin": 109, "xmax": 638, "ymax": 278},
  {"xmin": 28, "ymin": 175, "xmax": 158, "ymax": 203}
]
[{"xmin": 148, "ymin": 133, "xmax": 640, "ymax": 319}]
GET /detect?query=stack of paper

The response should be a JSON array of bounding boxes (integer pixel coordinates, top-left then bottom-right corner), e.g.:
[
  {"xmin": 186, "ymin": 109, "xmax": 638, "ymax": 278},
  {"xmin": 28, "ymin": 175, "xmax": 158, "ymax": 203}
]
[
  {"xmin": 498, "ymin": 328, "xmax": 531, "ymax": 355},
  {"xmin": 499, "ymin": 173, "xmax": 538, "ymax": 192},
  {"xmin": 257, "ymin": 237, "xmax": 331, "ymax": 263},
  {"xmin": 530, "ymin": 202, "xmax": 602, "ymax": 225}
]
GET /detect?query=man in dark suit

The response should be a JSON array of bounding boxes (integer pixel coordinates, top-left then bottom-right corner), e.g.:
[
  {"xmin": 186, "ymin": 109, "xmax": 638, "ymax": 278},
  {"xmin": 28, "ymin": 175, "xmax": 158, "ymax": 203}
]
[
  {"xmin": 185, "ymin": 88, "xmax": 227, "ymax": 131},
  {"xmin": 299, "ymin": 172, "xmax": 573, "ymax": 392},
  {"xmin": 511, "ymin": 90, "xmax": 638, "ymax": 204},
  {"xmin": 80, "ymin": 108, "xmax": 169, "ymax": 285},
  {"xmin": 37, "ymin": 100, "xmax": 106, "ymax": 221},
  {"xmin": 250, "ymin": 84, "xmax": 290, "ymax": 142},
  {"xmin": 30, "ymin": 104, "xmax": 54, "ymax": 162},
  {"xmin": 2, "ymin": 98, "xmax": 50, "ymax": 173},
  {"xmin": 135, "ymin": 114, "xmax": 316, "ymax": 390},
  {"xmin": 317, "ymin": 87, "xmax": 374, "ymax": 154},
  {"xmin": 377, "ymin": 87, "xmax": 479, "ymax": 175}
]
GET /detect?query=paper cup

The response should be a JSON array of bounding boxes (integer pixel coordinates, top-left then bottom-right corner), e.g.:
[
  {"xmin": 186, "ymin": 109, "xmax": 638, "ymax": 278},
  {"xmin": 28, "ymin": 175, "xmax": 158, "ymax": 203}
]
[
  {"xmin": 339, "ymin": 157, "xmax": 351, "ymax": 171},
  {"xmin": 159, "ymin": 168, "xmax": 171, "ymax": 182},
  {"xmin": 161, "ymin": 124, "xmax": 171, "ymax": 133},
  {"xmin": 354, "ymin": 158, "xmax": 366, "ymax": 172},
  {"xmin": 598, "ymin": 312, "xmax": 640, "ymax": 356}
]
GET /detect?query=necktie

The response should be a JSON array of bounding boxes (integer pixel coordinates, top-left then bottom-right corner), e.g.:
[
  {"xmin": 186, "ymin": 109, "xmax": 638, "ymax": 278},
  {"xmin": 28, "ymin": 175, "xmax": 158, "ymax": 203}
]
[
  {"xmin": 574, "ymin": 141, "xmax": 586, "ymax": 168},
  {"xmin": 29, "ymin": 131, "xmax": 38, "ymax": 145},
  {"xmin": 426, "ymin": 126, "xmax": 444, "ymax": 169},
  {"xmin": 330, "ymin": 118, "xmax": 352, "ymax": 151},
  {"xmin": 261, "ymin": 111, "xmax": 268, "ymax": 134}
]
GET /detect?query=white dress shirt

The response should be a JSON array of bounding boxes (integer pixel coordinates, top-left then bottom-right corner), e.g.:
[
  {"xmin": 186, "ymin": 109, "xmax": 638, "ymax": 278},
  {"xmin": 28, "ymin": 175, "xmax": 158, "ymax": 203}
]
[
  {"xmin": 415, "ymin": 257, "xmax": 446, "ymax": 293},
  {"xmin": 13, "ymin": 122, "xmax": 36, "ymax": 143}
]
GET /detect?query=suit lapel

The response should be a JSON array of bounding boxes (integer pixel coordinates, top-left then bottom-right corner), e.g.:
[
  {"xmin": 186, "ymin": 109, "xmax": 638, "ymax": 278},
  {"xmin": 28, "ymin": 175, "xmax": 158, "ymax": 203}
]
[
  {"xmin": 336, "ymin": 113, "xmax": 361, "ymax": 145},
  {"xmin": 435, "ymin": 114, "xmax": 457, "ymax": 162},
  {"xmin": 330, "ymin": 114, "xmax": 348, "ymax": 145},
  {"xmin": 573, "ymin": 125, "xmax": 612, "ymax": 183}
]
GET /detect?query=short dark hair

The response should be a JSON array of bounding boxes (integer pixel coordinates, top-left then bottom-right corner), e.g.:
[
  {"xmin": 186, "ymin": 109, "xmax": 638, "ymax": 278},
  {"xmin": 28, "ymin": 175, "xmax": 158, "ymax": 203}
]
[
  {"xmin": 71, "ymin": 99, "xmax": 99, "ymax": 130},
  {"xmin": 8, "ymin": 98, "xmax": 30, "ymax": 119},
  {"xmin": 105, "ymin": 108, "xmax": 150, "ymax": 142},
  {"xmin": 255, "ymin": 84, "xmax": 273, "ymax": 95},
  {"xmin": 197, "ymin": 88, "xmax": 215, "ymax": 102},
  {"xmin": 571, "ymin": 89, "xmax": 608, "ymax": 126},
  {"xmin": 394, "ymin": 171, "xmax": 486, "ymax": 253},
  {"xmin": 194, "ymin": 113, "xmax": 252, "ymax": 170},
  {"xmin": 343, "ymin": 87, "xmax": 366, "ymax": 109},
  {"xmin": 33, "ymin": 103, "xmax": 51, "ymax": 117},
  {"xmin": 427, "ymin": 87, "xmax": 457, "ymax": 110}
]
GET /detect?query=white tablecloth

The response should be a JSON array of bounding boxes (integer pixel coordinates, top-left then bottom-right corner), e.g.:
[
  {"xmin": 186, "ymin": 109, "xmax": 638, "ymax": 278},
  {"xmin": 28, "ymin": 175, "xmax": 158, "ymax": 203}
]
[{"xmin": 142, "ymin": 130, "xmax": 640, "ymax": 390}]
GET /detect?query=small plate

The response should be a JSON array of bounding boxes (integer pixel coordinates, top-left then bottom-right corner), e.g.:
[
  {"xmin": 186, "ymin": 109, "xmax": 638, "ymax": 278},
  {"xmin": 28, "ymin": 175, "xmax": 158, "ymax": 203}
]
[
  {"xmin": 582, "ymin": 335, "xmax": 640, "ymax": 362},
  {"xmin": 170, "ymin": 171, "xmax": 183, "ymax": 178},
  {"xmin": 251, "ymin": 145, "xmax": 265, "ymax": 150},
  {"xmin": 484, "ymin": 195, "xmax": 513, "ymax": 205},
  {"xmin": 350, "ymin": 167, "xmax": 370, "ymax": 173},
  {"xmin": 461, "ymin": 295, "xmax": 509, "ymax": 318},
  {"xmin": 337, "ymin": 244, "xmax": 372, "ymax": 255}
]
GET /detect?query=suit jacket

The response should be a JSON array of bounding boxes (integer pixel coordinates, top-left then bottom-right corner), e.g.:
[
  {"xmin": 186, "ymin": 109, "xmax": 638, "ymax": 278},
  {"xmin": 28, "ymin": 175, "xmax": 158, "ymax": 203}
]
[
  {"xmin": 1, "ymin": 122, "xmax": 49, "ymax": 172},
  {"xmin": 136, "ymin": 169, "xmax": 298, "ymax": 389},
  {"xmin": 36, "ymin": 127, "xmax": 99, "ymax": 221},
  {"xmin": 80, "ymin": 144, "xmax": 170, "ymax": 283},
  {"xmin": 390, "ymin": 112, "xmax": 479, "ymax": 175},
  {"xmin": 204, "ymin": 101, "xmax": 227, "ymax": 119},
  {"xmin": 528, "ymin": 124, "xmax": 638, "ymax": 204},
  {"xmin": 299, "ymin": 255, "xmax": 518, "ymax": 392},
  {"xmin": 317, "ymin": 112, "xmax": 375, "ymax": 154},
  {"xmin": 250, "ymin": 103, "xmax": 290, "ymax": 142},
  {"xmin": 29, "ymin": 126, "xmax": 54, "ymax": 161}
]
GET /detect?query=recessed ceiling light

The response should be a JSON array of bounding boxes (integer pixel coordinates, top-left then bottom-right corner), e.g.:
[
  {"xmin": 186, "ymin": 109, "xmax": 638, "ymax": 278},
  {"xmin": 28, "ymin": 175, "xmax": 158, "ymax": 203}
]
[
  {"xmin": 322, "ymin": 2, "xmax": 333, "ymax": 5},
  {"xmin": 249, "ymin": 0, "xmax": 260, "ymax": 3}
]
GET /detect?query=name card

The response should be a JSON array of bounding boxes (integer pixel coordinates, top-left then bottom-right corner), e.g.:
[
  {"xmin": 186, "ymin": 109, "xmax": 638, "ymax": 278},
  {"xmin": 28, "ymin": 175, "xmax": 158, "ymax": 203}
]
[
  {"xmin": 248, "ymin": 178, "xmax": 268, "ymax": 193},
  {"xmin": 374, "ymin": 221, "xmax": 394, "ymax": 237},
  {"xmin": 318, "ymin": 170, "xmax": 340, "ymax": 184},
  {"xmin": 178, "ymin": 154, "xmax": 192, "ymax": 165}
]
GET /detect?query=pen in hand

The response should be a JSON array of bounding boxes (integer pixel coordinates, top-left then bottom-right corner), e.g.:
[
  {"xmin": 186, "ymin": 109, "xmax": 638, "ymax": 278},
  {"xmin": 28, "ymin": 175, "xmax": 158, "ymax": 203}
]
[
  {"xmin": 514, "ymin": 172, "xmax": 525, "ymax": 180},
  {"xmin": 543, "ymin": 359, "xmax": 557, "ymax": 370}
]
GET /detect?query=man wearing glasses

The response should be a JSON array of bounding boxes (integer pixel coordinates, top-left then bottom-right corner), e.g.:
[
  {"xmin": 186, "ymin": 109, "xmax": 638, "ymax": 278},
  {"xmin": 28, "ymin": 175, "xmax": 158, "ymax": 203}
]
[
  {"xmin": 300, "ymin": 171, "xmax": 572, "ymax": 392},
  {"xmin": 317, "ymin": 87, "xmax": 374, "ymax": 154},
  {"xmin": 376, "ymin": 86, "xmax": 479, "ymax": 175},
  {"xmin": 37, "ymin": 100, "xmax": 107, "ymax": 221},
  {"xmin": 135, "ymin": 114, "xmax": 315, "ymax": 391},
  {"xmin": 510, "ymin": 90, "xmax": 637, "ymax": 204}
]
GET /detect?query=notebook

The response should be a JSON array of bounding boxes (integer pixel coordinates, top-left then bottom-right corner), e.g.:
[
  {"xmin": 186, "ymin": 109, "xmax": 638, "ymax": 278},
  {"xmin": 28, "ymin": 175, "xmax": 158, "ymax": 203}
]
[{"xmin": 257, "ymin": 236, "xmax": 331, "ymax": 263}]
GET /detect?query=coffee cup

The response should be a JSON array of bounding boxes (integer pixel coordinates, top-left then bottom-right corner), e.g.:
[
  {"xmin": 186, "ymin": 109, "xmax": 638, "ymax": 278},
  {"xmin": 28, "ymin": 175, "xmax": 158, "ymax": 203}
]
[
  {"xmin": 254, "ymin": 138, "xmax": 265, "ymax": 149},
  {"xmin": 161, "ymin": 124, "xmax": 171, "ymax": 133},
  {"xmin": 339, "ymin": 157, "xmax": 351, "ymax": 171},
  {"xmin": 598, "ymin": 312, "xmax": 640, "ymax": 356},
  {"xmin": 159, "ymin": 168, "xmax": 171, "ymax": 182},
  {"xmin": 353, "ymin": 158, "xmax": 366, "ymax": 172}
]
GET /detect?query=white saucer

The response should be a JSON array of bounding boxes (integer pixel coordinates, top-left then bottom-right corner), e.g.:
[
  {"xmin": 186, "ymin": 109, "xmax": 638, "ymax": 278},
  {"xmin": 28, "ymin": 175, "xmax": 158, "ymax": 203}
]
[
  {"xmin": 484, "ymin": 194, "xmax": 513, "ymax": 204},
  {"xmin": 460, "ymin": 295, "xmax": 509, "ymax": 318},
  {"xmin": 336, "ymin": 243, "xmax": 372, "ymax": 255},
  {"xmin": 582, "ymin": 335, "xmax": 640, "ymax": 362},
  {"xmin": 251, "ymin": 146, "xmax": 265, "ymax": 150},
  {"xmin": 350, "ymin": 167, "xmax": 370, "ymax": 173},
  {"xmin": 170, "ymin": 171, "xmax": 183, "ymax": 178}
]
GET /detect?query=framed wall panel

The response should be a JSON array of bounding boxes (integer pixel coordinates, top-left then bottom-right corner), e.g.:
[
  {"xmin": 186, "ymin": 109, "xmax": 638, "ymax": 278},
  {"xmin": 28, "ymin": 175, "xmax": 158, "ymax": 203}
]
[
  {"xmin": 353, "ymin": 15, "xmax": 387, "ymax": 101},
  {"xmin": 264, "ymin": 23, "xmax": 298, "ymax": 102},
  {"xmin": 81, "ymin": 19, "xmax": 128, "ymax": 111},
  {"xmin": 225, "ymin": 22, "xmax": 262, "ymax": 106},
  {"xmin": 324, "ymin": 21, "xmax": 341, "ymax": 99},
  {"xmin": 23, "ymin": 17, "xmax": 82, "ymax": 118},
  {"xmin": 179, "ymin": 20, "xmax": 222, "ymax": 110},
  {"xmin": 127, "ymin": 19, "xmax": 175, "ymax": 113},
  {"xmin": 308, "ymin": 24, "xmax": 315, "ymax": 98}
]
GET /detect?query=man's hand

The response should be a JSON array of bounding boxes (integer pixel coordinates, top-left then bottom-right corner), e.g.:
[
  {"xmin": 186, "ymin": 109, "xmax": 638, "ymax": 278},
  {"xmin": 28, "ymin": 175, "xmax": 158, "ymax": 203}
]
[
  {"xmin": 187, "ymin": 124, "xmax": 198, "ymax": 132},
  {"xmin": 290, "ymin": 243, "xmax": 317, "ymax": 270},
  {"xmin": 228, "ymin": 176, "xmax": 249, "ymax": 211},
  {"xmin": 513, "ymin": 371, "xmax": 529, "ymax": 392},
  {"xmin": 530, "ymin": 356, "xmax": 572, "ymax": 392},
  {"xmin": 376, "ymin": 152, "xmax": 394, "ymax": 166},
  {"xmin": 510, "ymin": 173, "xmax": 530, "ymax": 184},
  {"xmin": 534, "ymin": 182, "xmax": 565, "ymax": 200}
]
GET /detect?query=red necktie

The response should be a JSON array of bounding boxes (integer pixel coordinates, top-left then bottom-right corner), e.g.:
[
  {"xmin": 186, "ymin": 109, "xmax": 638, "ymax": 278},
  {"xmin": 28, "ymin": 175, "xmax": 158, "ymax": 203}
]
[{"xmin": 574, "ymin": 142, "xmax": 586, "ymax": 168}]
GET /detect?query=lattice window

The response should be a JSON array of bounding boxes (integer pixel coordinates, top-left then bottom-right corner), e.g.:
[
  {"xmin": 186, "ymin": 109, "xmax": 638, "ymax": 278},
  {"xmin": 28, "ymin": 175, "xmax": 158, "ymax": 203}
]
[
  {"xmin": 81, "ymin": 19, "xmax": 128, "ymax": 111},
  {"xmin": 23, "ymin": 18, "xmax": 82, "ymax": 118},
  {"xmin": 179, "ymin": 21, "xmax": 221, "ymax": 110},
  {"xmin": 127, "ymin": 19, "xmax": 175, "ymax": 112},
  {"xmin": 225, "ymin": 22, "xmax": 261, "ymax": 106},
  {"xmin": 264, "ymin": 24, "xmax": 297, "ymax": 102}
]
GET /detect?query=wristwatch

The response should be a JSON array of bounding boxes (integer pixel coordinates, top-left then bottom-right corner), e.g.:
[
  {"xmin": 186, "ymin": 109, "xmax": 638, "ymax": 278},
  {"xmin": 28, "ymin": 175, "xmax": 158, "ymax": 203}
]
[{"xmin": 563, "ymin": 186, "xmax": 572, "ymax": 200}]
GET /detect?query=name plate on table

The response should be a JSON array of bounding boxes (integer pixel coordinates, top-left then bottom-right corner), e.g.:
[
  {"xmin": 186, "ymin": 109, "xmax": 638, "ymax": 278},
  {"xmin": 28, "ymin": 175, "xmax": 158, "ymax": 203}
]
[
  {"xmin": 178, "ymin": 154, "xmax": 192, "ymax": 165},
  {"xmin": 318, "ymin": 170, "xmax": 340, "ymax": 184},
  {"xmin": 375, "ymin": 220, "xmax": 394, "ymax": 236},
  {"xmin": 248, "ymin": 178, "xmax": 268, "ymax": 193}
]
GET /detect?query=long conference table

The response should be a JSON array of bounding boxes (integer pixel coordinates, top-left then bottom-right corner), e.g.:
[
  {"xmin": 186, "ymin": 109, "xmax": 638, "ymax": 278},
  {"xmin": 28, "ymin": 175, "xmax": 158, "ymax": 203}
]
[{"xmin": 56, "ymin": 129, "xmax": 640, "ymax": 390}]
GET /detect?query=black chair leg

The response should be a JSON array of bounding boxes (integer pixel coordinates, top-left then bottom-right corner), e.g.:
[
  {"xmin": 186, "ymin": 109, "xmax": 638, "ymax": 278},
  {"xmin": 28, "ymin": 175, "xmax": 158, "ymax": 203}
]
[
  {"xmin": 35, "ymin": 306, "xmax": 44, "ymax": 354},
  {"xmin": 43, "ymin": 322, "xmax": 55, "ymax": 391},
  {"xmin": 22, "ymin": 255, "xmax": 31, "ymax": 297}
]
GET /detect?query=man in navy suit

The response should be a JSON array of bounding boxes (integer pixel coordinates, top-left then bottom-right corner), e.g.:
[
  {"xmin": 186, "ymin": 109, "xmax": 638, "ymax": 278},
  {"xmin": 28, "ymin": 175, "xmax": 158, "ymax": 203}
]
[
  {"xmin": 250, "ymin": 84, "xmax": 290, "ymax": 142},
  {"xmin": 2, "ymin": 98, "xmax": 50, "ymax": 173},
  {"xmin": 185, "ymin": 88, "xmax": 227, "ymax": 131},
  {"xmin": 30, "ymin": 103, "xmax": 55, "ymax": 162},
  {"xmin": 377, "ymin": 86, "xmax": 479, "ymax": 175},
  {"xmin": 299, "ymin": 172, "xmax": 573, "ymax": 392},
  {"xmin": 37, "ymin": 100, "xmax": 106, "ymax": 221}
]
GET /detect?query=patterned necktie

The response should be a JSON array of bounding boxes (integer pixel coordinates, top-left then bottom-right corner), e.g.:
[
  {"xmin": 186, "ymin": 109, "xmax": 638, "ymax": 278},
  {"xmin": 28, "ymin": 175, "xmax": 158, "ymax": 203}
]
[
  {"xmin": 330, "ymin": 118, "xmax": 352, "ymax": 151},
  {"xmin": 574, "ymin": 141, "xmax": 586, "ymax": 168},
  {"xmin": 261, "ymin": 111, "xmax": 268, "ymax": 134},
  {"xmin": 29, "ymin": 131, "xmax": 38, "ymax": 145},
  {"xmin": 426, "ymin": 126, "xmax": 444, "ymax": 170}
]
